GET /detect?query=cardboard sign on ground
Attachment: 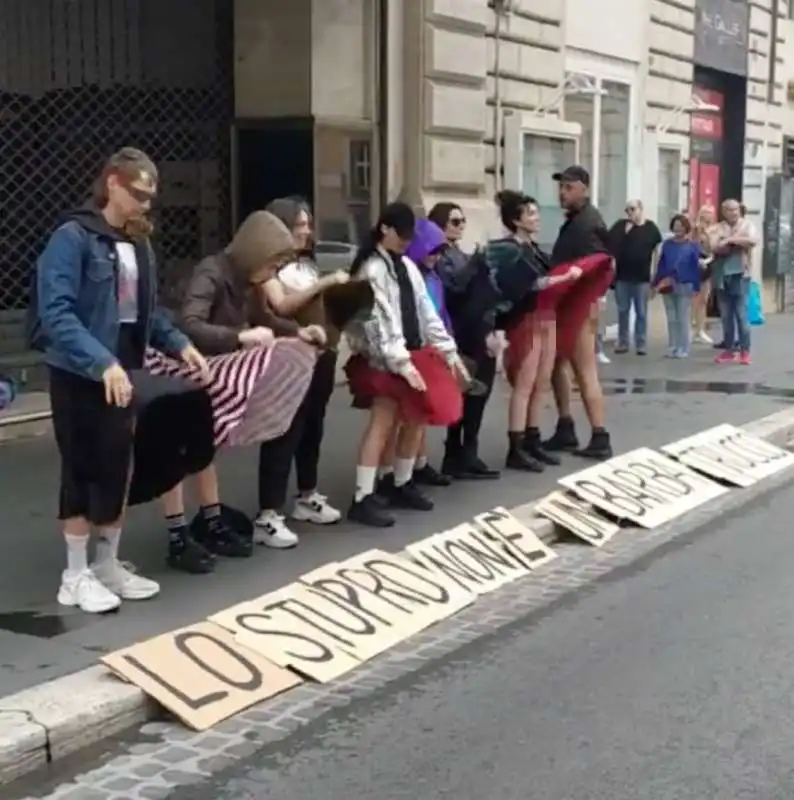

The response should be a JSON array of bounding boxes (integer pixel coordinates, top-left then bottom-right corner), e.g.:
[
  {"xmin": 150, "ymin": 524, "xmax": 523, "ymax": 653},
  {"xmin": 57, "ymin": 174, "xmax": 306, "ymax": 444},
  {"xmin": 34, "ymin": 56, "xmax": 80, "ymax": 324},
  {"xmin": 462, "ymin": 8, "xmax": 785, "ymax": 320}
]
[
  {"xmin": 473, "ymin": 507, "xmax": 557, "ymax": 569},
  {"xmin": 102, "ymin": 622, "xmax": 301, "ymax": 730},
  {"xmin": 559, "ymin": 447, "xmax": 727, "ymax": 528},
  {"xmin": 209, "ymin": 586, "xmax": 362, "ymax": 683},
  {"xmin": 306, "ymin": 549, "xmax": 475, "ymax": 636},
  {"xmin": 406, "ymin": 522, "xmax": 530, "ymax": 595},
  {"xmin": 535, "ymin": 491, "xmax": 619, "ymax": 546},
  {"xmin": 662, "ymin": 424, "xmax": 794, "ymax": 486}
]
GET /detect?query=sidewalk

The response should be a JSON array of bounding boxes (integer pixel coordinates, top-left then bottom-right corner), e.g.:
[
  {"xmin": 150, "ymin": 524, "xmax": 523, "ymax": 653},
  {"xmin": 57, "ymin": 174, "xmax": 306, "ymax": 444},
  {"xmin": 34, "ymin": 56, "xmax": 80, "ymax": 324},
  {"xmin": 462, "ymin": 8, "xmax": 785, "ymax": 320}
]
[{"xmin": 1, "ymin": 316, "xmax": 793, "ymax": 704}]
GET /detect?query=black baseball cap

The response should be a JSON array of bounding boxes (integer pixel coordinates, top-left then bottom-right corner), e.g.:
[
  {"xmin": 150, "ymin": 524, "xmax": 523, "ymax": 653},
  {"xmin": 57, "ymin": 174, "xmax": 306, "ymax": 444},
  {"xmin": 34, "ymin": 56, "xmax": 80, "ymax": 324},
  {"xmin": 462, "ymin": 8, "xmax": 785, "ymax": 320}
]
[{"xmin": 552, "ymin": 165, "xmax": 590, "ymax": 186}]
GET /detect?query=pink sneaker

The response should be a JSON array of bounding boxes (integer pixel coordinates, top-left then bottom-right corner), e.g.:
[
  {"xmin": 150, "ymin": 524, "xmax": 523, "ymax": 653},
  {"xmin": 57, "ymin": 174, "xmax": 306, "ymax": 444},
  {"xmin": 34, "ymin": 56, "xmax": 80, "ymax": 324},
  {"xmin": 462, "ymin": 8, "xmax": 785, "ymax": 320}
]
[
  {"xmin": 739, "ymin": 350, "xmax": 751, "ymax": 365},
  {"xmin": 714, "ymin": 351, "xmax": 736, "ymax": 364}
]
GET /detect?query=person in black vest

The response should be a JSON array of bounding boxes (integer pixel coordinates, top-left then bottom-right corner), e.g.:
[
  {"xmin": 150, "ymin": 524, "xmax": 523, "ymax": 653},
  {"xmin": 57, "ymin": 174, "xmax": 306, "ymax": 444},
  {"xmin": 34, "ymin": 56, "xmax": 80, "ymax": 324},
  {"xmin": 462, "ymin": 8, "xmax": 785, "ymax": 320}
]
[{"xmin": 542, "ymin": 165, "xmax": 614, "ymax": 460}]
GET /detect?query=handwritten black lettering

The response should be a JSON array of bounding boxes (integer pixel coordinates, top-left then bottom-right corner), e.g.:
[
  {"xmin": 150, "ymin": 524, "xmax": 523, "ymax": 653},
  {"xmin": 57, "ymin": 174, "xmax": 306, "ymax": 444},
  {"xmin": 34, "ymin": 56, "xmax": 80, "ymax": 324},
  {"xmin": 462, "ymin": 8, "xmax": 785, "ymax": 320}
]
[
  {"xmin": 545, "ymin": 495, "xmax": 609, "ymax": 540},
  {"xmin": 476, "ymin": 509, "xmax": 551, "ymax": 564},
  {"xmin": 122, "ymin": 631, "xmax": 263, "ymax": 711},
  {"xmin": 570, "ymin": 478, "xmax": 648, "ymax": 517},
  {"xmin": 412, "ymin": 543, "xmax": 490, "ymax": 589},
  {"xmin": 234, "ymin": 609, "xmax": 337, "ymax": 663},
  {"xmin": 305, "ymin": 577, "xmax": 395, "ymax": 625}
]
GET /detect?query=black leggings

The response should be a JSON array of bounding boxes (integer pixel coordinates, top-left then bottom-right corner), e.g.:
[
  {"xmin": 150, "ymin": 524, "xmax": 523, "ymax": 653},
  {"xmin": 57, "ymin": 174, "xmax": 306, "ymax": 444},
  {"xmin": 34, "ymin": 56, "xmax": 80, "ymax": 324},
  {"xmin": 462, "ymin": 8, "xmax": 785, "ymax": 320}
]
[
  {"xmin": 258, "ymin": 350, "xmax": 337, "ymax": 509},
  {"xmin": 446, "ymin": 353, "xmax": 496, "ymax": 455}
]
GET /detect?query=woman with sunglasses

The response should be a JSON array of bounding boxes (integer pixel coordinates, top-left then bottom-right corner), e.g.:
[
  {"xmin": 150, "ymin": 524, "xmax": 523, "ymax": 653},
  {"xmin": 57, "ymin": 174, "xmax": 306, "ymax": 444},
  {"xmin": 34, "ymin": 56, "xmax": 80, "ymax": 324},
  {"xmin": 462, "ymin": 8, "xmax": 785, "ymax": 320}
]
[
  {"xmin": 428, "ymin": 203, "xmax": 501, "ymax": 480},
  {"xmin": 345, "ymin": 202, "xmax": 469, "ymax": 528}
]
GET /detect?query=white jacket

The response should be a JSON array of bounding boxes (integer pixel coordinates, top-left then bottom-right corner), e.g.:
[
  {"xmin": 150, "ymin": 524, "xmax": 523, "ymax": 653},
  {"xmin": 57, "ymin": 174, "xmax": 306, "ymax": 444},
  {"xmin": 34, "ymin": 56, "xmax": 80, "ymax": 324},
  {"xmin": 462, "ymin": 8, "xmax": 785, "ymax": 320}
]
[{"xmin": 346, "ymin": 246, "xmax": 458, "ymax": 375}]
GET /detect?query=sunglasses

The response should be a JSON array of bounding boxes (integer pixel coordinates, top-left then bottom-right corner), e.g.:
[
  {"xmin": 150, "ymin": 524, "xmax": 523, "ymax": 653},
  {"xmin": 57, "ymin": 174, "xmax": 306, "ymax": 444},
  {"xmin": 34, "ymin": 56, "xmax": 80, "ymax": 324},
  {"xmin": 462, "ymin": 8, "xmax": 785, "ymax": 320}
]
[{"xmin": 448, "ymin": 217, "xmax": 466, "ymax": 227}]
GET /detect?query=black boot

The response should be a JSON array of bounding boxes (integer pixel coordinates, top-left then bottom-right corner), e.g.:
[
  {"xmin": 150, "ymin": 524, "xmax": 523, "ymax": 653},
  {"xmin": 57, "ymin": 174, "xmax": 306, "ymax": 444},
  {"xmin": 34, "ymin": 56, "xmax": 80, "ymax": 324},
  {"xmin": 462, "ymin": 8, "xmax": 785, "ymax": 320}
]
[
  {"xmin": 574, "ymin": 428, "xmax": 613, "ymax": 460},
  {"xmin": 506, "ymin": 431, "xmax": 544, "ymax": 472},
  {"xmin": 413, "ymin": 463, "xmax": 452, "ymax": 486},
  {"xmin": 542, "ymin": 417, "xmax": 579, "ymax": 452},
  {"xmin": 523, "ymin": 427, "xmax": 561, "ymax": 466}
]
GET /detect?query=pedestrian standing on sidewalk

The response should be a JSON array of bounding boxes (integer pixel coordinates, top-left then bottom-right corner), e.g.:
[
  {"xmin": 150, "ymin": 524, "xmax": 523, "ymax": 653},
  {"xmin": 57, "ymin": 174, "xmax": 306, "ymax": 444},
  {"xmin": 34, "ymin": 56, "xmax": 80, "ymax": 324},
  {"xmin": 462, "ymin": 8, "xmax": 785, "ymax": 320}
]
[
  {"xmin": 344, "ymin": 202, "xmax": 470, "ymax": 528},
  {"xmin": 693, "ymin": 204, "xmax": 717, "ymax": 345},
  {"xmin": 712, "ymin": 198, "xmax": 757, "ymax": 365},
  {"xmin": 542, "ymin": 165, "xmax": 615, "ymax": 460},
  {"xmin": 429, "ymin": 202, "xmax": 500, "ymax": 480},
  {"xmin": 33, "ymin": 147, "xmax": 213, "ymax": 613},
  {"xmin": 494, "ymin": 191, "xmax": 584, "ymax": 472},
  {"xmin": 652, "ymin": 214, "xmax": 701, "ymax": 358},
  {"xmin": 259, "ymin": 197, "xmax": 354, "ymax": 536},
  {"xmin": 608, "ymin": 199, "xmax": 662, "ymax": 355},
  {"xmin": 161, "ymin": 210, "xmax": 317, "ymax": 566},
  {"xmin": 377, "ymin": 217, "xmax": 456, "ymax": 493}
]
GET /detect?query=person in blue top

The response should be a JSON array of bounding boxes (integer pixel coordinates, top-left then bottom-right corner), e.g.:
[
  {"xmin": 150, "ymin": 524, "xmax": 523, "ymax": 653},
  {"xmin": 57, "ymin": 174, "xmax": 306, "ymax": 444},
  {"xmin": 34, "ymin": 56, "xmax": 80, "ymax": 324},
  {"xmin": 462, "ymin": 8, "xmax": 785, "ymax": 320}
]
[
  {"xmin": 652, "ymin": 213, "xmax": 702, "ymax": 358},
  {"xmin": 33, "ymin": 147, "xmax": 211, "ymax": 614}
]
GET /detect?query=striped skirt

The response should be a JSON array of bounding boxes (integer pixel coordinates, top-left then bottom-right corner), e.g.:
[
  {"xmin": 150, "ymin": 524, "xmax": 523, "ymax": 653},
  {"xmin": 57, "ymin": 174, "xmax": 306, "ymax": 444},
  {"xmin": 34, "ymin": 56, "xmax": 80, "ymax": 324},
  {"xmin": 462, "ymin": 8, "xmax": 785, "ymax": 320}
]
[{"xmin": 144, "ymin": 339, "xmax": 317, "ymax": 448}]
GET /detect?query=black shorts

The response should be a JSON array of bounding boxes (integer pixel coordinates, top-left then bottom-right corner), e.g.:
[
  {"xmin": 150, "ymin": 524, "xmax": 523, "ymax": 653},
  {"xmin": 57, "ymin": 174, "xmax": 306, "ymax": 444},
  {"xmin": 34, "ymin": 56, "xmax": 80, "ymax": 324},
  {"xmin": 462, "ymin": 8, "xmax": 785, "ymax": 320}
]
[{"xmin": 49, "ymin": 366, "xmax": 134, "ymax": 525}]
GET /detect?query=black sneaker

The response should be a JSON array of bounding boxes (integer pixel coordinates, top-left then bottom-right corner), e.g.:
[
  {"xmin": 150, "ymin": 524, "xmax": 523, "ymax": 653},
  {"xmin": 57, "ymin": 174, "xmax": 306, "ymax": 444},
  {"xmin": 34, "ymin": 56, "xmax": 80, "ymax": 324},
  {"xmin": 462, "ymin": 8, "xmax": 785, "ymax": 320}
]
[
  {"xmin": 193, "ymin": 517, "xmax": 253, "ymax": 558},
  {"xmin": 413, "ymin": 463, "xmax": 452, "ymax": 486},
  {"xmin": 348, "ymin": 494, "xmax": 396, "ymax": 527},
  {"xmin": 542, "ymin": 419, "xmax": 579, "ymax": 452},
  {"xmin": 574, "ymin": 430, "xmax": 613, "ymax": 460},
  {"xmin": 167, "ymin": 535, "xmax": 215, "ymax": 574},
  {"xmin": 389, "ymin": 480, "xmax": 434, "ymax": 511}
]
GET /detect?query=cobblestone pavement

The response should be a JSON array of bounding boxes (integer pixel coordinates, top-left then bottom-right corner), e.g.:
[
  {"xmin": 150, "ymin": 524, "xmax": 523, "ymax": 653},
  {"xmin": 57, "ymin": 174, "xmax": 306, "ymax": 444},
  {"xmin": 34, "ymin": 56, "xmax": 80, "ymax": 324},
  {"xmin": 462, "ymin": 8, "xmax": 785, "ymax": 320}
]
[{"xmin": 7, "ymin": 447, "xmax": 793, "ymax": 799}]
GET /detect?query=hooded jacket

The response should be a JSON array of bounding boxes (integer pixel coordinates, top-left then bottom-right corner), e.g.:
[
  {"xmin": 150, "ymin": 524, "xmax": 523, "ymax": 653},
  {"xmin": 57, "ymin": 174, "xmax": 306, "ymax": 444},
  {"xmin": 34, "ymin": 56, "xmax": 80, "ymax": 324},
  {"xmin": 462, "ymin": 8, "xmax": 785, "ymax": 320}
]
[
  {"xmin": 34, "ymin": 203, "xmax": 189, "ymax": 381},
  {"xmin": 404, "ymin": 219, "xmax": 452, "ymax": 331},
  {"xmin": 180, "ymin": 211, "xmax": 300, "ymax": 354}
]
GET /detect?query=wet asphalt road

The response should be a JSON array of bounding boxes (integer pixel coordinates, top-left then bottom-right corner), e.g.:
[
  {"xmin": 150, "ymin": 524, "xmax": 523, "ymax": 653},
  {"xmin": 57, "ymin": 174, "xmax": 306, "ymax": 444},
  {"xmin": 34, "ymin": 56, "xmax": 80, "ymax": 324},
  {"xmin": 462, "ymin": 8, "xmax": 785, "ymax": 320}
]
[{"xmin": 159, "ymin": 480, "xmax": 794, "ymax": 800}]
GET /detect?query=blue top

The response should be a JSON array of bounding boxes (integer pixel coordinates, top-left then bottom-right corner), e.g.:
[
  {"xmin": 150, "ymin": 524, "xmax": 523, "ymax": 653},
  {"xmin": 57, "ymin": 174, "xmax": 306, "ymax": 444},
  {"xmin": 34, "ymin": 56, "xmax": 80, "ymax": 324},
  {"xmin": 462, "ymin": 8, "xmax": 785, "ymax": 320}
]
[
  {"xmin": 653, "ymin": 238, "xmax": 701, "ymax": 291},
  {"xmin": 405, "ymin": 218, "xmax": 453, "ymax": 331},
  {"xmin": 34, "ymin": 205, "xmax": 189, "ymax": 381}
]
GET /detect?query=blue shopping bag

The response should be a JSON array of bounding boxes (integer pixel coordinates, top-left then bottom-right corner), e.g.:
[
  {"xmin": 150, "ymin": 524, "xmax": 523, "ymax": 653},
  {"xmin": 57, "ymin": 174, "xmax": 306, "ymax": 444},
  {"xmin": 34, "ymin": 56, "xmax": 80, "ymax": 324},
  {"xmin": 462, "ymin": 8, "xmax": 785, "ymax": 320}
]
[{"xmin": 747, "ymin": 281, "xmax": 765, "ymax": 326}]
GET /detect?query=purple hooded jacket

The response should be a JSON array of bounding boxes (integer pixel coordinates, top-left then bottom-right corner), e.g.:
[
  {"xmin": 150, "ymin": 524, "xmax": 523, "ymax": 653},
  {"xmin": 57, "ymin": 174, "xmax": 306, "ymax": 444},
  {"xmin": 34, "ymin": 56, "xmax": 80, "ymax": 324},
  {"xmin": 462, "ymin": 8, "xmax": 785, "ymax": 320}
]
[{"xmin": 404, "ymin": 218, "xmax": 452, "ymax": 331}]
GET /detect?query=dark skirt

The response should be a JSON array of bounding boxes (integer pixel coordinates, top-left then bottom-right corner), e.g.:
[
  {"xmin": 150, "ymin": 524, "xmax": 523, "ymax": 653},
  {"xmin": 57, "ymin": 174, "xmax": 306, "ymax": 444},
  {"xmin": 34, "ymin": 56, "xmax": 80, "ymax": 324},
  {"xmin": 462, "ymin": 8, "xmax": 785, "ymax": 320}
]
[
  {"xmin": 49, "ymin": 366, "xmax": 214, "ymax": 525},
  {"xmin": 345, "ymin": 346, "xmax": 463, "ymax": 426}
]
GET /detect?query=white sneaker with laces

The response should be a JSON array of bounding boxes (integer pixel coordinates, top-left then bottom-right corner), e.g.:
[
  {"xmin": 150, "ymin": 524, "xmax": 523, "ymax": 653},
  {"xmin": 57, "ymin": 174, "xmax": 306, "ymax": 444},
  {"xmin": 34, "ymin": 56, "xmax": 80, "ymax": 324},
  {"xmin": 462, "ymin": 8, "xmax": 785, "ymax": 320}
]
[
  {"xmin": 696, "ymin": 331, "xmax": 713, "ymax": 344},
  {"xmin": 57, "ymin": 568, "xmax": 122, "ymax": 614},
  {"xmin": 92, "ymin": 560, "xmax": 160, "ymax": 601},
  {"xmin": 292, "ymin": 492, "xmax": 342, "ymax": 525},
  {"xmin": 596, "ymin": 352, "xmax": 611, "ymax": 365},
  {"xmin": 254, "ymin": 510, "xmax": 299, "ymax": 548}
]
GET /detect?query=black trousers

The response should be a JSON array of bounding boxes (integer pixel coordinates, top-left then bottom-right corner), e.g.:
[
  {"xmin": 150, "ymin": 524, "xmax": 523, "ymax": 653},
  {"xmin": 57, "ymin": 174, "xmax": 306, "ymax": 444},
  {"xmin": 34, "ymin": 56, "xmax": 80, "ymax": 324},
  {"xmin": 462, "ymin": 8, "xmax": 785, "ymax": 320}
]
[
  {"xmin": 445, "ymin": 352, "xmax": 496, "ymax": 458},
  {"xmin": 258, "ymin": 350, "xmax": 337, "ymax": 509}
]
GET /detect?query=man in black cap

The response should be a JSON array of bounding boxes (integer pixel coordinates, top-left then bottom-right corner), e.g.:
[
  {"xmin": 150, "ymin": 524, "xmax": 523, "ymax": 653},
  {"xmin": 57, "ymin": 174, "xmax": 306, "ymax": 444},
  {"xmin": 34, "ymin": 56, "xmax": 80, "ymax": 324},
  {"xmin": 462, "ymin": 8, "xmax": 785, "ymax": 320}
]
[{"xmin": 542, "ymin": 165, "xmax": 613, "ymax": 460}]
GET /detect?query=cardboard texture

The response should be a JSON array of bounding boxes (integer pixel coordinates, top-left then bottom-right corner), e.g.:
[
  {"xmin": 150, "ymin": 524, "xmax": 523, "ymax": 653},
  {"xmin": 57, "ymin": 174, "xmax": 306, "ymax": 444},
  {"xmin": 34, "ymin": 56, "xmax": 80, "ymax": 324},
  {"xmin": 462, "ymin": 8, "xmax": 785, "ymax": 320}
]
[
  {"xmin": 559, "ymin": 447, "xmax": 727, "ymax": 527},
  {"xmin": 535, "ymin": 491, "xmax": 619, "ymax": 546},
  {"xmin": 407, "ymin": 522, "xmax": 529, "ymax": 595},
  {"xmin": 209, "ymin": 586, "xmax": 362, "ymax": 683},
  {"xmin": 663, "ymin": 423, "xmax": 794, "ymax": 486},
  {"xmin": 473, "ymin": 507, "xmax": 557, "ymax": 569},
  {"xmin": 102, "ymin": 622, "xmax": 301, "ymax": 730}
]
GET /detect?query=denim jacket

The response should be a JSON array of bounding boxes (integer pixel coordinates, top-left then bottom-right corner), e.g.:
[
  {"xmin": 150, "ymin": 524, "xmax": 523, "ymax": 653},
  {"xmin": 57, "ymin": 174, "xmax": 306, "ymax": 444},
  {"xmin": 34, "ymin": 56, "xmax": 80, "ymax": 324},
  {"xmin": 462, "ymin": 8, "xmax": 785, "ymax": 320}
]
[{"xmin": 35, "ymin": 207, "xmax": 189, "ymax": 381}]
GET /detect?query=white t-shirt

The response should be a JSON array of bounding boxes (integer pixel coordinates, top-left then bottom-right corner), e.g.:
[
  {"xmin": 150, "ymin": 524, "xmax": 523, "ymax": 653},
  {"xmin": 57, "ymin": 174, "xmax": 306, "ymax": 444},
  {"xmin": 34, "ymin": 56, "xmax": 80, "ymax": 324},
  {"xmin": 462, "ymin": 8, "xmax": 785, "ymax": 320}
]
[
  {"xmin": 115, "ymin": 242, "xmax": 139, "ymax": 323},
  {"xmin": 278, "ymin": 260, "xmax": 320, "ymax": 292}
]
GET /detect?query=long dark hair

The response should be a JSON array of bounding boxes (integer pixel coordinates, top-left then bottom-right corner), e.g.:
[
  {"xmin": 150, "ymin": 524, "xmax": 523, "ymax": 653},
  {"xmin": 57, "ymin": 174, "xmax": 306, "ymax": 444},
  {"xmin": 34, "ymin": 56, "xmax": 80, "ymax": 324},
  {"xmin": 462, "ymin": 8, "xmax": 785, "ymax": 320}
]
[
  {"xmin": 428, "ymin": 202, "xmax": 462, "ymax": 231},
  {"xmin": 350, "ymin": 201, "xmax": 416, "ymax": 275},
  {"xmin": 266, "ymin": 196, "xmax": 315, "ymax": 259}
]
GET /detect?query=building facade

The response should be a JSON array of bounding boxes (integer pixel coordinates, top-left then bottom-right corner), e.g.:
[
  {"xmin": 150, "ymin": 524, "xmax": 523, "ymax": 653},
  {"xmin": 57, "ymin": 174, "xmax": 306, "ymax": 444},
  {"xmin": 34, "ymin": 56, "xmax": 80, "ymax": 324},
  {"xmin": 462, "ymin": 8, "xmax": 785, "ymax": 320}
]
[{"xmin": 0, "ymin": 0, "xmax": 787, "ymax": 381}]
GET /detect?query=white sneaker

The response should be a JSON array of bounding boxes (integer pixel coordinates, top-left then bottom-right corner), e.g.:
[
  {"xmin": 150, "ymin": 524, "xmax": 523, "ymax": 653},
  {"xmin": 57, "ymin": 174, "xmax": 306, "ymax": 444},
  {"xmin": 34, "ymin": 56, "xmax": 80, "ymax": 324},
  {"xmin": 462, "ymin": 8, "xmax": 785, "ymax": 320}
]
[
  {"xmin": 696, "ymin": 331, "xmax": 713, "ymax": 344},
  {"xmin": 254, "ymin": 511, "xmax": 299, "ymax": 548},
  {"xmin": 596, "ymin": 352, "xmax": 611, "ymax": 365},
  {"xmin": 292, "ymin": 492, "xmax": 342, "ymax": 525},
  {"xmin": 93, "ymin": 560, "xmax": 160, "ymax": 601},
  {"xmin": 57, "ymin": 569, "xmax": 121, "ymax": 614}
]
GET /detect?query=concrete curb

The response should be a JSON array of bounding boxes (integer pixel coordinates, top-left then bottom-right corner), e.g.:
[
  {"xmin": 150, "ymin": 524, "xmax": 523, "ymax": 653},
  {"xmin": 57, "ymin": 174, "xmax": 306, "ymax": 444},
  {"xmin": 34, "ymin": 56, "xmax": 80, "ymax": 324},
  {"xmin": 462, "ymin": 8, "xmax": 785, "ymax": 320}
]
[{"xmin": 2, "ymin": 408, "xmax": 794, "ymax": 786}]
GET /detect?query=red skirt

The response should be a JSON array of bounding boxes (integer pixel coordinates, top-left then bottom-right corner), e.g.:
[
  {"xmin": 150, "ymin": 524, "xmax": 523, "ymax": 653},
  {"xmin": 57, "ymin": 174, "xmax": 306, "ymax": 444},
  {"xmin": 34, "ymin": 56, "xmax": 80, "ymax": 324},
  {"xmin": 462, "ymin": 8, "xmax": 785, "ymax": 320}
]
[
  {"xmin": 345, "ymin": 346, "xmax": 463, "ymax": 426},
  {"xmin": 503, "ymin": 253, "xmax": 614, "ymax": 384}
]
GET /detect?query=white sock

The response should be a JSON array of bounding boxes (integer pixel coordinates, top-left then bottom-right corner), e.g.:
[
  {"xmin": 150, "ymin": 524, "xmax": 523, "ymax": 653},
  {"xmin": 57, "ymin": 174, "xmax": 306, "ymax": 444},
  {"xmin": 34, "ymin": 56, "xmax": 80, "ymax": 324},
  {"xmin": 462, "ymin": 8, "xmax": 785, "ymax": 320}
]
[
  {"xmin": 415, "ymin": 455, "xmax": 428, "ymax": 470},
  {"xmin": 95, "ymin": 527, "xmax": 121, "ymax": 565},
  {"xmin": 354, "ymin": 466, "xmax": 377, "ymax": 502},
  {"xmin": 377, "ymin": 465, "xmax": 393, "ymax": 479},
  {"xmin": 394, "ymin": 458, "xmax": 415, "ymax": 487},
  {"xmin": 65, "ymin": 534, "xmax": 88, "ymax": 574}
]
